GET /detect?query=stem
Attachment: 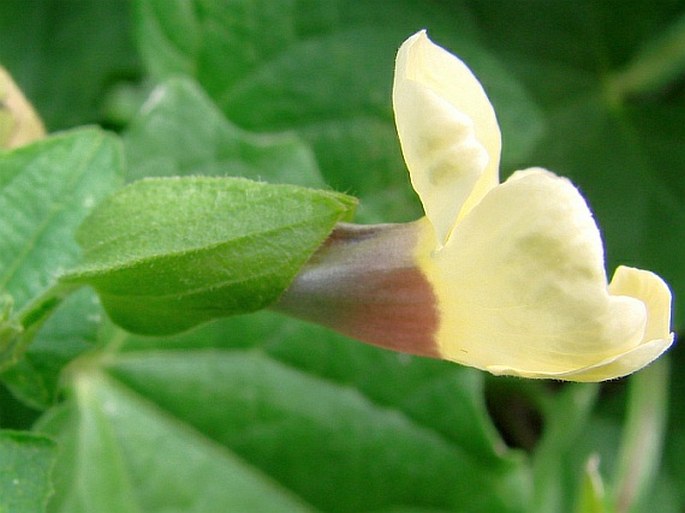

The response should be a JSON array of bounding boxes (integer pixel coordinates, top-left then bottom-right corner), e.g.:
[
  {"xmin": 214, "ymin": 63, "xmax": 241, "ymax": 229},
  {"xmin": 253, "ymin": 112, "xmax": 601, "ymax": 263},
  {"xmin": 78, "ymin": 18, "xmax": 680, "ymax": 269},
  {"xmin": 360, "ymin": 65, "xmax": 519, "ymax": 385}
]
[
  {"xmin": 532, "ymin": 383, "xmax": 600, "ymax": 513},
  {"xmin": 575, "ymin": 454, "xmax": 607, "ymax": 513},
  {"xmin": 612, "ymin": 358, "xmax": 669, "ymax": 513},
  {"xmin": 0, "ymin": 282, "xmax": 80, "ymax": 372},
  {"xmin": 609, "ymin": 13, "xmax": 685, "ymax": 100}
]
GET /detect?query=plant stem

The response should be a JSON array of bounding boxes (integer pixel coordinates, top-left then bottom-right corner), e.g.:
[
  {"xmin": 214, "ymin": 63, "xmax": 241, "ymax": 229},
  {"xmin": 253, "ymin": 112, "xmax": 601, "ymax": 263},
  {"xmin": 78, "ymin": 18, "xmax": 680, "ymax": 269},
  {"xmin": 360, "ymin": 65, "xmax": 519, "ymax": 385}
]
[
  {"xmin": 609, "ymin": 13, "xmax": 685, "ymax": 101},
  {"xmin": 611, "ymin": 358, "xmax": 669, "ymax": 513}
]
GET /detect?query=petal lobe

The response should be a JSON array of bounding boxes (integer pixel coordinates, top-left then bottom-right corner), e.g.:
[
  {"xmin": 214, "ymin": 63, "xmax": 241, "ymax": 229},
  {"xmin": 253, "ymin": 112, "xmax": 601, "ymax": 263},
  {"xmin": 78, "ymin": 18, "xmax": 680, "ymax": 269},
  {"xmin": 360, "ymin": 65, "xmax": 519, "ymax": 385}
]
[{"xmin": 393, "ymin": 31, "xmax": 501, "ymax": 244}]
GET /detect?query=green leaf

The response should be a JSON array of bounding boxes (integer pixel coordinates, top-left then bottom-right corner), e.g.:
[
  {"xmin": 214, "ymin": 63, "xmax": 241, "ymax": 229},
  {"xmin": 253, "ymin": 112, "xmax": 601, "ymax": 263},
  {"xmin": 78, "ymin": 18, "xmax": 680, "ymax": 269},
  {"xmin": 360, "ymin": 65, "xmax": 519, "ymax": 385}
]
[
  {"xmin": 0, "ymin": 430, "xmax": 56, "ymax": 513},
  {"xmin": 64, "ymin": 177, "xmax": 356, "ymax": 335},
  {"xmin": 120, "ymin": 311, "xmax": 515, "ymax": 466},
  {"xmin": 36, "ymin": 316, "xmax": 531, "ymax": 513},
  {"xmin": 133, "ymin": 0, "xmax": 544, "ymax": 222},
  {"xmin": 0, "ymin": 0, "xmax": 140, "ymax": 130},
  {"xmin": 0, "ymin": 129, "xmax": 123, "ymax": 368},
  {"xmin": 39, "ymin": 370, "xmax": 315, "ymax": 513},
  {"xmin": 124, "ymin": 77, "xmax": 324, "ymax": 187}
]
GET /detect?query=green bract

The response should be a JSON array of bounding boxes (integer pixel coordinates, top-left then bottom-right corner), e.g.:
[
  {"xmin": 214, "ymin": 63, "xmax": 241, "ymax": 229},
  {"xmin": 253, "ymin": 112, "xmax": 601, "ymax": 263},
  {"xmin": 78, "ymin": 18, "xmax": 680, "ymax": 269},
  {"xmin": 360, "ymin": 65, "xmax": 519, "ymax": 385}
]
[{"xmin": 64, "ymin": 176, "xmax": 356, "ymax": 334}]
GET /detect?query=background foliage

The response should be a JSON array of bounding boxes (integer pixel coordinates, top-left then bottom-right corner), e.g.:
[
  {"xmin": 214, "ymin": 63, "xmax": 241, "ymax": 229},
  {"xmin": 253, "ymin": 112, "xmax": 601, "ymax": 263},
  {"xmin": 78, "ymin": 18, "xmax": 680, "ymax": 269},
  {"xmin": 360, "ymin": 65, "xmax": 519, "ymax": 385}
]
[{"xmin": 0, "ymin": 1, "xmax": 683, "ymax": 512}]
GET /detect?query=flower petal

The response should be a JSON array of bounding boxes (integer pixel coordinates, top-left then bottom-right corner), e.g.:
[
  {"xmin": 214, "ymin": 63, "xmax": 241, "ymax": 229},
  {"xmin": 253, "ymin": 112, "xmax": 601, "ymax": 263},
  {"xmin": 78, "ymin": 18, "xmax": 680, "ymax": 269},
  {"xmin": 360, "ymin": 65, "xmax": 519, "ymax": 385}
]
[
  {"xmin": 608, "ymin": 265, "xmax": 672, "ymax": 343},
  {"xmin": 393, "ymin": 31, "xmax": 501, "ymax": 245},
  {"xmin": 418, "ymin": 168, "xmax": 672, "ymax": 381},
  {"xmin": 0, "ymin": 66, "xmax": 45, "ymax": 148}
]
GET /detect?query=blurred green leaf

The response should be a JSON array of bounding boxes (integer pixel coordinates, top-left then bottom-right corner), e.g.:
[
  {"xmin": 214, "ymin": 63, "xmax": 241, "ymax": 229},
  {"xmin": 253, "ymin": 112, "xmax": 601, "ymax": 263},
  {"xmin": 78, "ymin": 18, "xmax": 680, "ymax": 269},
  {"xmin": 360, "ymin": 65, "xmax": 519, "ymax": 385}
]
[
  {"xmin": 134, "ymin": 0, "xmax": 201, "ymax": 78},
  {"xmin": 65, "ymin": 177, "xmax": 356, "ymax": 335},
  {"xmin": 41, "ymin": 373, "xmax": 315, "ymax": 513},
  {"xmin": 36, "ymin": 313, "xmax": 531, "ymax": 513},
  {"xmin": 1, "ymin": 289, "xmax": 103, "ymax": 411},
  {"xmin": 133, "ymin": 0, "xmax": 544, "ymax": 222},
  {"xmin": 124, "ymin": 77, "xmax": 324, "ymax": 187},
  {"xmin": 0, "ymin": 129, "xmax": 122, "ymax": 368},
  {"xmin": 0, "ymin": 0, "xmax": 139, "ymax": 130},
  {"xmin": 0, "ymin": 430, "xmax": 55, "ymax": 513},
  {"xmin": 0, "ymin": 383, "xmax": 40, "ymax": 431}
]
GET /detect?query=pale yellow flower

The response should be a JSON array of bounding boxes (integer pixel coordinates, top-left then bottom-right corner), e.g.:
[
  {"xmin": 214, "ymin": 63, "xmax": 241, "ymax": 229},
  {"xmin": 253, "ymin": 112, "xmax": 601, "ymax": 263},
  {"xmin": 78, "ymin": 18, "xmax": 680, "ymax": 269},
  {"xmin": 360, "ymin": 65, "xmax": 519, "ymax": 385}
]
[
  {"xmin": 0, "ymin": 66, "xmax": 45, "ymax": 148},
  {"xmin": 277, "ymin": 31, "xmax": 674, "ymax": 381}
]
